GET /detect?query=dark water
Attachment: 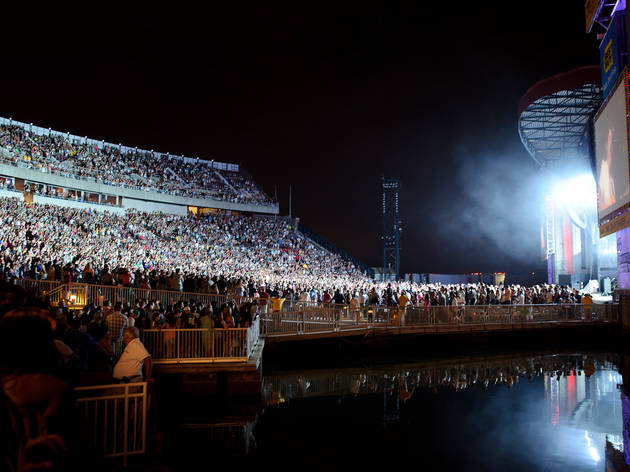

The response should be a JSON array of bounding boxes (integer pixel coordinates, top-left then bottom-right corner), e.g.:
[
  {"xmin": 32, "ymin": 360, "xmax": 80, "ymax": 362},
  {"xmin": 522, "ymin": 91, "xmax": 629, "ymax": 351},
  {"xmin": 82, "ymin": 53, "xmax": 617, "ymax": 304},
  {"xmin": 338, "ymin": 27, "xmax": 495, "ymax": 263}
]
[{"xmin": 158, "ymin": 351, "xmax": 627, "ymax": 471}]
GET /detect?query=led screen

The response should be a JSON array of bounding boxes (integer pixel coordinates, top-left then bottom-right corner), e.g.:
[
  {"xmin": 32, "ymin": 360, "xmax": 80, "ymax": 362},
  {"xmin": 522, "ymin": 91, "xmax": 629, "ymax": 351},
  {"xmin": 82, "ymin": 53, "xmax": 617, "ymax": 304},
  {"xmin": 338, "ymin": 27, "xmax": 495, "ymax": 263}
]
[{"xmin": 594, "ymin": 77, "xmax": 630, "ymax": 219}]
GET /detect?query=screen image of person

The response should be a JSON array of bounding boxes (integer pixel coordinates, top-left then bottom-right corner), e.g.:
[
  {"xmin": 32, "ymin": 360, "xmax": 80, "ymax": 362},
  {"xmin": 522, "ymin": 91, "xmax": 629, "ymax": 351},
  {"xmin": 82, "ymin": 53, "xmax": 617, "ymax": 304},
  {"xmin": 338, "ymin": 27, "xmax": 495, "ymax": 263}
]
[{"xmin": 599, "ymin": 127, "xmax": 616, "ymax": 210}]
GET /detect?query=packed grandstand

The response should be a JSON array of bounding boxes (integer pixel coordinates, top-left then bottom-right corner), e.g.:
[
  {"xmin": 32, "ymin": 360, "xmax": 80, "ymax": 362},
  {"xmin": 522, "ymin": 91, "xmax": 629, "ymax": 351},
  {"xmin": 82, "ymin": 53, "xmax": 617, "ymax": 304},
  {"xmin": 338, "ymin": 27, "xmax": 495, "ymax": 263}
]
[
  {"xmin": 0, "ymin": 117, "xmax": 593, "ymax": 307},
  {"xmin": 0, "ymin": 118, "xmax": 274, "ymax": 206},
  {"xmin": 0, "ymin": 190, "xmax": 587, "ymax": 308}
]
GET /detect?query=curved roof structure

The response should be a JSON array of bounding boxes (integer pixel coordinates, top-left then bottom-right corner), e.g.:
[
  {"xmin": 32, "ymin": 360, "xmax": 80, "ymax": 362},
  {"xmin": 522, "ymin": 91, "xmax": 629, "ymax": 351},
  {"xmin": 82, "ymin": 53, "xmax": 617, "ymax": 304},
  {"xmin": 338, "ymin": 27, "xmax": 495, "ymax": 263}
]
[{"xmin": 518, "ymin": 65, "xmax": 602, "ymax": 167}]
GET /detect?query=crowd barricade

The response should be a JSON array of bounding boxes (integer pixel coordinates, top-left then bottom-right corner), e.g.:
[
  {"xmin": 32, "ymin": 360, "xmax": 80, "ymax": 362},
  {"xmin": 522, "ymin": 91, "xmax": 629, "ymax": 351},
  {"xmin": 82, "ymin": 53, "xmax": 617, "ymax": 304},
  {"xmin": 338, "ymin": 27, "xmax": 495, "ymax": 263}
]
[
  {"xmin": 246, "ymin": 316, "xmax": 261, "ymax": 354},
  {"xmin": 141, "ymin": 320, "xmax": 259, "ymax": 363},
  {"xmin": 14, "ymin": 278, "xmax": 232, "ymax": 308},
  {"xmin": 10, "ymin": 278, "xmax": 622, "ymax": 330},
  {"xmin": 401, "ymin": 306, "xmax": 432, "ymax": 325},
  {"xmin": 260, "ymin": 302, "xmax": 620, "ymax": 336},
  {"xmin": 279, "ymin": 300, "xmax": 322, "ymax": 310},
  {"xmin": 89, "ymin": 284, "xmax": 230, "ymax": 308},
  {"xmin": 74, "ymin": 382, "xmax": 147, "ymax": 467},
  {"xmin": 13, "ymin": 277, "xmax": 60, "ymax": 295}
]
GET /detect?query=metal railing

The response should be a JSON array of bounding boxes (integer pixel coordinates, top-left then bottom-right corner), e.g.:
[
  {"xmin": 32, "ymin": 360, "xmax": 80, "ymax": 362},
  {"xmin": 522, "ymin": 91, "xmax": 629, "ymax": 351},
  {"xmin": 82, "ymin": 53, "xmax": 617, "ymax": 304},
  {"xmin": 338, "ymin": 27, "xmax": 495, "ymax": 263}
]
[
  {"xmin": 74, "ymin": 382, "xmax": 147, "ymax": 467},
  {"xmin": 84, "ymin": 283, "xmax": 232, "ymax": 308},
  {"xmin": 141, "ymin": 316, "xmax": 260, "ymax": 364},
  {"xmin": 261, "ymin": 303, "xmax": 620, "ymax": 336},
  {"xmin": 13, "ymin": 278, "xmax": 232, "ymax": 307},
  {"xmin": 13, "ymin": 278, "xmax": 622, "ymax": 327},
  {"xmin": 12, "ymin": 277, "xmax": 60, "ymax": 295}
]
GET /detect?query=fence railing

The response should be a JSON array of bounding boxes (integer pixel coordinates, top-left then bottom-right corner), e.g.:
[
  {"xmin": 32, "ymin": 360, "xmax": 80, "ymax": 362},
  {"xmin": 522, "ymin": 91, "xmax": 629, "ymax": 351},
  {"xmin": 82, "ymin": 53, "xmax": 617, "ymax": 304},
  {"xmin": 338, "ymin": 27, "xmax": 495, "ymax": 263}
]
[
  {"xmin": 12, "ymin": 277, "xmax": 60, "ymax": 295},
  {"xmin": 141, "ymin": 316, "xmax": 260, "ymax": 364},
  {"xmin": 261, "ymin": 303, "xmax": 620, "ymax": 336},
  {"xmin": 74, "ymin": 382, "xmax": 147, "ymax": 467},
  {"xmin": 85, "ymin": 283, "xmax": 233, "ymax": 308},
  {"xmin": 13, "ymin": 278, "xmax": 232, "ymax": 308}
]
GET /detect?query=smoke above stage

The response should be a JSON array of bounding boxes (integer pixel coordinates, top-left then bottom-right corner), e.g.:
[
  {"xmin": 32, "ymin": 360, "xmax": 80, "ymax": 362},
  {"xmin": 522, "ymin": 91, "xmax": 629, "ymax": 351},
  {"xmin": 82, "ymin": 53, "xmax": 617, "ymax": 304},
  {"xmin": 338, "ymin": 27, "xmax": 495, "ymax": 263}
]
[{"xmin": 418, "ymin": 143, "xmax": 546, "ymax": 275}]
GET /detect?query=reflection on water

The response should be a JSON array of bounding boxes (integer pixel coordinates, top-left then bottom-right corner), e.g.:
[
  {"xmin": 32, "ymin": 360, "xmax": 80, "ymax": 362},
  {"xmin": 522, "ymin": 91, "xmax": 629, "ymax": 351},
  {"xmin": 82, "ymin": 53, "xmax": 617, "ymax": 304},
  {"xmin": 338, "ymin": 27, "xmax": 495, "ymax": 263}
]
[{"xmin": 163, "ymin": 352, "xmax": 627, "ymax": 470}]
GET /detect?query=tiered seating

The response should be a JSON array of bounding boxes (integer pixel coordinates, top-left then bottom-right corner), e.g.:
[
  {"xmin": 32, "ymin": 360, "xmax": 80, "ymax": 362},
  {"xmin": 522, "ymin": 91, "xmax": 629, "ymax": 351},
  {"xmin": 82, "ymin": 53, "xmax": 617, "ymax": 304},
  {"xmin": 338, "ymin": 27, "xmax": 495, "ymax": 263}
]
[{"xmin": 0, "ymin": 121, "xmax": 274, "ymax": 206}]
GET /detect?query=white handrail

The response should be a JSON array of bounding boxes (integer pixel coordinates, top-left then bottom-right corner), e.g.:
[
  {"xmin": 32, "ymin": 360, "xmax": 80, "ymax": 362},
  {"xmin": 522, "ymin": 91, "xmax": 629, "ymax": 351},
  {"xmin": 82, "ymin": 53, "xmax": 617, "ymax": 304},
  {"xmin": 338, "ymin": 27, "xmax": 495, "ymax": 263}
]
[
  {"xmin": 74, "ymin": 382, "xmax": 147, "ymax": 467},
  {"xmin": 141, "ymin": 320, "xmax": 260, "ymax": 364}
]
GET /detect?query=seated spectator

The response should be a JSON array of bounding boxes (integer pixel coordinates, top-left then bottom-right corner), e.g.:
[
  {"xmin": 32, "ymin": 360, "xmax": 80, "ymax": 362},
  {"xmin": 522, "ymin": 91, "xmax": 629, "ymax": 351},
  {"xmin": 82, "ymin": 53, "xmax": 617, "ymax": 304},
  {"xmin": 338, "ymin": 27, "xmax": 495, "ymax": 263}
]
[
  {"xmin": 112, "ymin": 327, "xmax": 152, "ymax": 383},
  {"xmin": 63, "ymin": 316, "xmax": 102, "ymax": 372}
]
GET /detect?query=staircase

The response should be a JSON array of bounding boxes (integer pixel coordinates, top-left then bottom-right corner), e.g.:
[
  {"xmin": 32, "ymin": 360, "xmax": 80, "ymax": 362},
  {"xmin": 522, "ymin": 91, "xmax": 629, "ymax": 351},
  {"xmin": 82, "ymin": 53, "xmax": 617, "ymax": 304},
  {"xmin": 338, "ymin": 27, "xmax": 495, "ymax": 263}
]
[{"xmin": 47, "ymin": 284, "xmax": 88, "ymax": 310}]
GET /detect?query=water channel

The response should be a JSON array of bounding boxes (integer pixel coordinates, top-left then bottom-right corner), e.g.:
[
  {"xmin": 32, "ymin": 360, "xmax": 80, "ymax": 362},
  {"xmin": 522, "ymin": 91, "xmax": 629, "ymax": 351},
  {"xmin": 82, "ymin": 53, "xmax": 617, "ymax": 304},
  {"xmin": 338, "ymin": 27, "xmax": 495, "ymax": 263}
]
[{"xmin": 153, "ymin": 347, "xmax": 628, "ymax": 470}]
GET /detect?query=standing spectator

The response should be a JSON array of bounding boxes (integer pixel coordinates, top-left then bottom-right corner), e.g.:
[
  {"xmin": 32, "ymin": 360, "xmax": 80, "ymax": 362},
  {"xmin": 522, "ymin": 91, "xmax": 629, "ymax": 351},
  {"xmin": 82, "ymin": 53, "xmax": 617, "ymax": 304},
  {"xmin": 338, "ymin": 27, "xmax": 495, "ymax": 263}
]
[
  {"xmin": 173, "ymin": 268, "xmax": 183, "ymax": 292},
  {"xmin": 333, "ymin": 289, "xmax": 345, "ymax": 305},
  {"xmin": 63, "ymin": 316, "xmax": 102, "ymax": 372},
  {"xmin": 270, "ymin": 294, "xmax": 286, "ymax": 312},
  {"xmin": 106, "ymin": 303, "xmax": 129, "ymax": 357}
]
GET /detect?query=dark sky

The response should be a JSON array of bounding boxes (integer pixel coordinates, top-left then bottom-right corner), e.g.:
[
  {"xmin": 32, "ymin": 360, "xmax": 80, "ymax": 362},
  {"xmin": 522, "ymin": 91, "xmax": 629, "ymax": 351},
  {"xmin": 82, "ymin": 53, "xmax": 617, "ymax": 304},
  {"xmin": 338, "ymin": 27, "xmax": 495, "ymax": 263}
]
[{"xmin": 0, "ymin": 3, "xmax": 602, "ymax": 276}]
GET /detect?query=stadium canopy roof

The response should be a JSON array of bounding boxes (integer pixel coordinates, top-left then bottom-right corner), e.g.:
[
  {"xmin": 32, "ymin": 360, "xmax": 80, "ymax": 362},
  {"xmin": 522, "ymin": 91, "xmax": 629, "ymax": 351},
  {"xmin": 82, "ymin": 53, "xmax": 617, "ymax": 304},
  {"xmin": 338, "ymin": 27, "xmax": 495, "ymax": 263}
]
[{"xmin": 517, "ymin": 65, "xmax": 603, "ymax": 168}]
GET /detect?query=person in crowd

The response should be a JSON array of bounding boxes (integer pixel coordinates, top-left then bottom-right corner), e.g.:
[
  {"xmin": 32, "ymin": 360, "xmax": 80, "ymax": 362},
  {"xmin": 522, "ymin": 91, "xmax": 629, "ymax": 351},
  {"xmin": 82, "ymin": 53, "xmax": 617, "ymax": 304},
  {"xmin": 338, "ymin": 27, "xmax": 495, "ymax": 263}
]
[
  {"xmin": 106, "ymin": 303, "xmax": 128, "ymax": 357},
  {"xmin": 63, "ymin": 316, "xmax": 102, "ymax": 372},
  {"xmin": 0, "ymin": 305, "xmax": 76, "ymax": 470},
  {"xmin": 112, "ymin": 327, "xmax": 152, "ymax": 383}
]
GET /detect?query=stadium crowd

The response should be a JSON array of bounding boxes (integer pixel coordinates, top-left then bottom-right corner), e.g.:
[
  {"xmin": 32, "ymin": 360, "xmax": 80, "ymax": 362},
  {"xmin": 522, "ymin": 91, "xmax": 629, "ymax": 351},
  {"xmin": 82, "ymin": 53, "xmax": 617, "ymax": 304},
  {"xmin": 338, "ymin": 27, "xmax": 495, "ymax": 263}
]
[
  {"xmin": 0, "ymin": 122, "xmax": 274, "ymax": 206},
  {"xmin": 0, "ymin": 195, "xmax": 589, "ymax": 312},
  {"xmin": 0, "ymin": 190, "xmax": 607, "ymax": 470}
]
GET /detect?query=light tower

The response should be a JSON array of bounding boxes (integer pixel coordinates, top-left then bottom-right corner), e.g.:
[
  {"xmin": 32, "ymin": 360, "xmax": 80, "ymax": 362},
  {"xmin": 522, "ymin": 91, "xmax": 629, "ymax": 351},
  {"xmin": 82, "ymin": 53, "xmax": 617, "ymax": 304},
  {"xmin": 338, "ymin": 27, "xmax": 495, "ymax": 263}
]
[{"xmin": 382, "ymin": 177, "xmax": 401, "ymax": 280}]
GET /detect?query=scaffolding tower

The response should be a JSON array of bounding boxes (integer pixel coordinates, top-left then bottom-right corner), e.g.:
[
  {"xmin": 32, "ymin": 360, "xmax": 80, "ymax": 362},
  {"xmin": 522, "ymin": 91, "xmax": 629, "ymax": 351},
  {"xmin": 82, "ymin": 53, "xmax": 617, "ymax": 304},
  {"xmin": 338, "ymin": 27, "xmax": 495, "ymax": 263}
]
[{"xmin": 382, "ymin": 177, "xmax": 401, "ymax": 279}]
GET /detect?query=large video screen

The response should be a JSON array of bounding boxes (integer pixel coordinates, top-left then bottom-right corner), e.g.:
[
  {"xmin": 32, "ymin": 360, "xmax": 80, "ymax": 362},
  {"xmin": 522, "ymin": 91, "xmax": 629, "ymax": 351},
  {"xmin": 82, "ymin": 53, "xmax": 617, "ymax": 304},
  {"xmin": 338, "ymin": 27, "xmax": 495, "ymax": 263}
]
[{"xmin": 595, "ymin": 76, "xmax": 630, "ymax": 219}]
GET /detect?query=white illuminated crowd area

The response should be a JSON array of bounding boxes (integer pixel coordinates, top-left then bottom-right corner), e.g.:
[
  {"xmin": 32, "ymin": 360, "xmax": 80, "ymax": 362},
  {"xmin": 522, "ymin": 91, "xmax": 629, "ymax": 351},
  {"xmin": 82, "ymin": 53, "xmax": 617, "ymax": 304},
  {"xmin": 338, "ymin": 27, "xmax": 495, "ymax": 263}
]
[{"xmin": 0, "ymin": 194, "xmax": 586, "ymax": 306}]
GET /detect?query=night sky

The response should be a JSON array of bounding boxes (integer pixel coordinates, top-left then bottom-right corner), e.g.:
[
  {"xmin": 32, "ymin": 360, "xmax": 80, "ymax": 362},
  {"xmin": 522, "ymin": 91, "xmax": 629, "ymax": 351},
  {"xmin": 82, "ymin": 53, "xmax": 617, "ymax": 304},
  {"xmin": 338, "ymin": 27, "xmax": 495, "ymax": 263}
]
[{"xmin": 0, "ymin": 3, "xmax": 602, "ymax": 276}]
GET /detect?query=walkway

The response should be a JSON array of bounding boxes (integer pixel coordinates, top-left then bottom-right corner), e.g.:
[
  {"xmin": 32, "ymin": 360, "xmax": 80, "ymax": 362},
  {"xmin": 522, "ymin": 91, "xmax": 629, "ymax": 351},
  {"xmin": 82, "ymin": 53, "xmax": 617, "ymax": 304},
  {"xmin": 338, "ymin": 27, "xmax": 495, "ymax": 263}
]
[{"xmin": 260, "ymin": 303, "xmax": 618, "ymax": 341}]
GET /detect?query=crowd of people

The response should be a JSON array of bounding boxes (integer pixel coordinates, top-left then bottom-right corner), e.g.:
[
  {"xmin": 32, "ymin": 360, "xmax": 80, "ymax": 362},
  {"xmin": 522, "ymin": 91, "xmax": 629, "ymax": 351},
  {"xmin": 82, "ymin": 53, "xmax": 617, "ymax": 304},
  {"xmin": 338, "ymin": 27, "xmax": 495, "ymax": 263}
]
[
  {"xmin": 0, "ymin": 122, "xmax": 274, "ymax": 206},
  {"xmin": 0, "ymin": 194, "xmax": 594, "ymax": 314},
  {"xmin": 0, "ymin": 271, "xmax": 612, "ymax": 470},
  {"xmin": 0, "ymin": 196, "xmax": 367, "ymax": 293},
  {"xmin": 0, "ymin": 170, "xmax": 615, "ymax": 470}
]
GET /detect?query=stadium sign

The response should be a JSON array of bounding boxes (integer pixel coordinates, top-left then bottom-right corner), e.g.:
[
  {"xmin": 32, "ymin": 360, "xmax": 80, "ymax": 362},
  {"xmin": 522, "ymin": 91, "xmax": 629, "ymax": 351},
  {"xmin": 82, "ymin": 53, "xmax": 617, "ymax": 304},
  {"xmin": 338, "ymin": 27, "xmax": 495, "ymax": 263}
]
[{"xmin": 599, "ymin": 11, "xmax": 627, "ymax": 100}]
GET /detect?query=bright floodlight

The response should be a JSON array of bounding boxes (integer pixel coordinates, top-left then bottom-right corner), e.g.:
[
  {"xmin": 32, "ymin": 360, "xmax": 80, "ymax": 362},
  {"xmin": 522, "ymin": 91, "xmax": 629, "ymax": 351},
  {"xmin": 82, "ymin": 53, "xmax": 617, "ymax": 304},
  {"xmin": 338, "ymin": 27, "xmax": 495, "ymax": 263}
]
[{"xmin": 552, "ymin": 173, "xmax": 597, "ymax": 211}]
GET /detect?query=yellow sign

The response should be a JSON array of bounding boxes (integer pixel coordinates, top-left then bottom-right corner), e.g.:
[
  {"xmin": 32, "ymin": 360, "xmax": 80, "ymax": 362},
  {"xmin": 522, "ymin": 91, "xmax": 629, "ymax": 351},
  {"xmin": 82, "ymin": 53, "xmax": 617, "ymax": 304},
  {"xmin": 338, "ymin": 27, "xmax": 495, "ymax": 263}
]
[{"xmin": 603, "ymin": 39, "xmax": 614, "ymax": 73}]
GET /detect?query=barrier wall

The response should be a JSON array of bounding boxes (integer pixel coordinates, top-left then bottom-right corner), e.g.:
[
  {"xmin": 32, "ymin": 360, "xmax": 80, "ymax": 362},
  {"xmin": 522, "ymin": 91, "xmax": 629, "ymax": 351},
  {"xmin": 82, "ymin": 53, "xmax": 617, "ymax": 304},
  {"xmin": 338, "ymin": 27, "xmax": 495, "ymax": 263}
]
[
  {"xmin": 31, "ymin": 194, "xmax": 127, "ymax": 214},
  {"xmin": 122, "ymin": 198, "xmax": 187, "ymax": 216},
  {"xmin": 0, "ymin": 162, "xmax": 279, "ymax": 214}
]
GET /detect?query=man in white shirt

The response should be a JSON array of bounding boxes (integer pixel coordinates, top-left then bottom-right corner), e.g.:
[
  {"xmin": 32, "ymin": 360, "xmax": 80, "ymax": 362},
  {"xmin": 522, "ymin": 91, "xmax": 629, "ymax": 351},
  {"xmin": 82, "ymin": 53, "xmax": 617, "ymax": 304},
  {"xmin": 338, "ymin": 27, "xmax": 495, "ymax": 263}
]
[{"xmin": 113, "ymin": 327, "xmax": 152, "ymax": 383}]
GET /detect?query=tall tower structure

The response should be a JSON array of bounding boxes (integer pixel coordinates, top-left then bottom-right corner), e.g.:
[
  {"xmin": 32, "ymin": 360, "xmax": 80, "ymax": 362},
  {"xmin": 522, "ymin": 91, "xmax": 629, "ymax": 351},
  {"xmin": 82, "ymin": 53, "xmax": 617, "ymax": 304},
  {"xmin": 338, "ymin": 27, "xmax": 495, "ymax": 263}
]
[{"xmin": 382, "ymin": 177, "xmax": 401, "ymax": 279}]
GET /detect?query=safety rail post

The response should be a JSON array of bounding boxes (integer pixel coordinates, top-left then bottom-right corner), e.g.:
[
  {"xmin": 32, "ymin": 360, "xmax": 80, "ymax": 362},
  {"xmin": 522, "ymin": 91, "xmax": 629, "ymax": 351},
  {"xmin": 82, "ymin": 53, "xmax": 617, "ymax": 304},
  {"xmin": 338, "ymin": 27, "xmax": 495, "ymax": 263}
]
[
  {"xmin": 211, "ymin": 329, "xmax": 215, "ymax": 358},
  {"xmin": 177, "ymin": 329, "xmax": 181, "ymax": 361},
  {"xmin": 300, "ymin": 310, "xmax": 305, "ymax": 334}
]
